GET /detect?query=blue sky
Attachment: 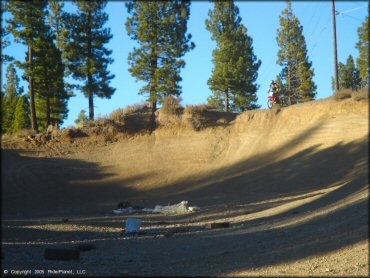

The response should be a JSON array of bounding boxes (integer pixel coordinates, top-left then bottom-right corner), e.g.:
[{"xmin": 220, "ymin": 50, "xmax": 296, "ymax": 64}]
[{"xmin": 2, "ymin": 1, "xmax": 368, "ymax": 127}]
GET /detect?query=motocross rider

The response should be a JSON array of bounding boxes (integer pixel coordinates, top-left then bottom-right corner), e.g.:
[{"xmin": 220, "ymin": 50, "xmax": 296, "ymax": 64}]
[{"xmin": 269, "ymin": 80, "xmax": 278, "ymax": 97}]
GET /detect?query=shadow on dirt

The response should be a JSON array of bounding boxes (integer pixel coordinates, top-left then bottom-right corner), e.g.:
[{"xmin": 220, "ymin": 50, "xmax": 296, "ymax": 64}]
[
  {"xmin": 1, "ymin": 120, "xmax": 368, "ymax": 273},
  {"xmin": 1, "ymin": 149, "xmax": 155, "ymax": 218}
]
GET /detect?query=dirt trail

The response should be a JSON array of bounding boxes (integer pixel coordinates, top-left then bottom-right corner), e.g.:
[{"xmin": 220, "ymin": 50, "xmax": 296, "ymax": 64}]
[{"xmin": 1, "ymin": 98, "xmax": 368, "ymax": 276}]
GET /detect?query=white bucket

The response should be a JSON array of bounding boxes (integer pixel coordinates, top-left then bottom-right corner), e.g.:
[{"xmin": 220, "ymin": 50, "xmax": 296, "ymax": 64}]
[{"xmin": 125, "ymin": 218, "xmax": 141, "ymax": 233}]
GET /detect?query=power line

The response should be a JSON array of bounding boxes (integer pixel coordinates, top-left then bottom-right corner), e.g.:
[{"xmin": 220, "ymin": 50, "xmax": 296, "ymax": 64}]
[
  {"xmin": 338, "ymin": 13, "xmax": 363, "ymax": 22},
  {"xmin": 336, "ymin": 6, "xmax": 367, "ymax": 15},
  {"xmin": 308, "ymin": 17, "xmax": 331, "ymax": 56}
]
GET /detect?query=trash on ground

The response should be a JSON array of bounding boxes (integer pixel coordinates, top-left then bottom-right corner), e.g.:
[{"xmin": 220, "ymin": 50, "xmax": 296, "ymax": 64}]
[
  {"xmin": 188, "ymin": 206, "xmax": 201, "ymax": 212},
  {"xmin": 142, "ymin": 208, "xmax": 154, "ymax": 213},
  {"xmin": 112, "ymin": 200, "xmax": 200, "ymax": 215},
  {"xmin": 113, "ymin": 207, "xmax": 136, "ymax": 215},
  {"xmin": 125, "ymin": 218, "xmax": 142, "ymax": 233},
  {"xmin": 152, "ymin": 201, "xmax": 189, "ymax": 215}
]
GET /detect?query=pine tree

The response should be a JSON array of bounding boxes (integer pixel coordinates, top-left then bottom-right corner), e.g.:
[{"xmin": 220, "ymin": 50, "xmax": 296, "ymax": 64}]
[
  {"xmin": 126, "ymin": 0, "xmax": 194, "ymax": 121},
  {"xmin": 1, "ymin": 63, "xmax": 24, "ymax": 134},
  {"xmin": 276, "ymin": 1, "xmax": 316, "ymax": 104},
  {"xmin": 74, "ymin": 109, "xmax": 88, "ymax": 126},
  {"xmin": 48, "ymin": 0, "xmax": 68, "ymax": 51},
  {"xmin": 13, "ymin": 95, "xmax": 31, "ymax": 133},
  {"xmin": 332, "ymin": 55, "xmax": 362, "ymax": 91},
  {"xmin": 341, "ymin": 55, "xmax": 361, "ymax": 90},
  {"xmin": 31, "ymin": 31, "xmax": 70, "ymax": 130},
  {"xmin": 206, "ymin": 1, "xmax": 260, "ymax": 112},
  {"xmin": 5, "ymin": 0, "xmax": 49, "ymax": 132},
  {"xmin": 355, "ymin": 15, "xmax": 369, "ymax": 87},
  {"xmin": 64, "ymin": 0, "xmax": 115, "ymax": 121},
  {"xmin": 1, "ymin": 1, "xmax": 13, "ymax": 63}
]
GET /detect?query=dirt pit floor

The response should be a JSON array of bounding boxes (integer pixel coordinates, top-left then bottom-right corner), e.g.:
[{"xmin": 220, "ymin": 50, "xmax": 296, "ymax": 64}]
[{"xmin": 1, "ymin": 98, "xmax": 369, "ymax": 276}]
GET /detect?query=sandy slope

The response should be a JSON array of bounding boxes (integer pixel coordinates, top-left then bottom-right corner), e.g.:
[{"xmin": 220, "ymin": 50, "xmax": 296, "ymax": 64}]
[{"xmin": 1, "ymin": 97, "xmax": 368, "ymax": 276}]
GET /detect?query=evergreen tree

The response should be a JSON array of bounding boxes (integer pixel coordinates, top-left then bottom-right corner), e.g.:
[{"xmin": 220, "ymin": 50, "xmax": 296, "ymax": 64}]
[
  {"xmin": 126, "ymin": 0, "xmax": 194, "ymax": 120},
  {"xmin": 74, "ymin": 109, "xmax": 88, "ymax": 126},
  {"xmin": 206, "ymin": 0, "xmax": 261, "ymax": 112},
  {"xmin": 48, "ymin": 0, "xmax": 68, "ymax": 51},
  {"xmin": 2, "ymin": 63, "xmax": 24, "ymax": 134},
  {"xmin": 276, "ymin": 1, "xmax": 316, "ymax": 104},
  {"xmin": 332, "ymin": 55, "xmax": 362, "ymax": 91},
  {"xmin": 64, "ymin": 0, "xmax": 115, "ymax": 121},
  {"xmin": 1, "ymin": 1, "xmax": 13, "ymax": 63},
  {"xmin": 341, "ymin": 55, "xmax": 361, "ymax": 90},
  {"xmin": 13, "ymin": 95, "xmax": 31, "ymax": 133},
  {"xmin": 355, "ymin": 15, "xmax": 369, "ymax": 87},
  {"xmin": 32, "ymin": 30, "xmax": 70, "ymax": 130},
  {"xmin": 5, "ymin": 0, "xmax": 49, "ymax": 132}
]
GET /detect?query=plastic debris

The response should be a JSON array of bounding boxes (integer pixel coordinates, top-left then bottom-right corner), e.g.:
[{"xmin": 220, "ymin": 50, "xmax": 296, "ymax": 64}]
[
  {"xmin": 153, "ymin": 201, "xmax": 189, "ymax": 215},
  {"xmin": 125, "ymin": 218, "xmax": 142, "ymax": 233},
  {"xmin": 112, "ymin": 201, "xmax": 200, "ymax": 215},
  {"xmin": 188, "ymin": 206, "xmax": 201, "ymax": 212},
  {"xmin": 113, "ymin": 207, "xmax": 135, "ymax": 215}
]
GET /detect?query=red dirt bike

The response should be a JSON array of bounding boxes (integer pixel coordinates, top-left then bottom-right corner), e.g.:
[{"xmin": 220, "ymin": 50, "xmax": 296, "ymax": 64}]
[{"xmin": 267, "ymin": 92, "xmax": 281, "ymax": 109}]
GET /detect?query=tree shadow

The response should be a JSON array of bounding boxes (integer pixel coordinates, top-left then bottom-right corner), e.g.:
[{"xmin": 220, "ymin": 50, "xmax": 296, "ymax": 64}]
[
  {"xmin": 1, "ymin": 119, "xmax": 368, "ymax": 274},
  {"xmin": 1, "ymin": 149, "xmax": 154, "ymax": 219}
]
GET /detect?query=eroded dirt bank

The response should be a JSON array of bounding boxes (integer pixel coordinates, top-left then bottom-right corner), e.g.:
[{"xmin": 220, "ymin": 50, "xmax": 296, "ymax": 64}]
[{"xmin": 1, "ymin": 98, "xmax": 368, "ymax": 276}]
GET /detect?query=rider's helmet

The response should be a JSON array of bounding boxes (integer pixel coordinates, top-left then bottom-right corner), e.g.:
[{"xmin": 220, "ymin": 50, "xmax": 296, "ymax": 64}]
[{"xmin": 271, "ymin": 80, "xmax": 275, "ymax": 84}]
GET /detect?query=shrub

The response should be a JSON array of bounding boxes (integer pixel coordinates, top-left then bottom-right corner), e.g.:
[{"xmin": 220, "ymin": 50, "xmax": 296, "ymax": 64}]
[
  {"xmin": 332, "ymin": 89, "xmax": 353, "ymax": 100},
  {"xmin": 110, "ymin": 102, "xmax": 150, "ymax": 123},
  {"xmin": 183, "ymin": 104, "xmax": 210, "ymax": 131},
  {"xmin": 109, "ymin": 108, "xmax": 125, "ymax": 123},
  {"xmin": 161, "ymin": 96, "xmax": 184, "ymax": 115},
  {"xmin": 13, "ymin": 128, "xmax": 36, "ymax": 139},
  {"xmin": 156, "ymin": 109, "xmax": 182, "ymax": 127},
  {"xmin": 352, "ymin": 88, "xmax": 369, "ymax": 101}
]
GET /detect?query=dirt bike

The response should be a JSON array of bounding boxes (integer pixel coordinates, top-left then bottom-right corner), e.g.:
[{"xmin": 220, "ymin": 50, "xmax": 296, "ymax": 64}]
[
  {"xmin": 267, "ymin": 91, "xmax": 281, "ymax": 109},
  {"xmin": 268, "ymin": 91, "xmax": 301, "ymax": 109}
]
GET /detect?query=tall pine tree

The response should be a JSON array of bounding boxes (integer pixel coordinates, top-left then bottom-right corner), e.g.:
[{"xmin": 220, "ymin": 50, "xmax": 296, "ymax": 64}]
[
  {"xmin": 355, "ymin": 15, "xmax": 369, "ymax": 87},
  {"xmin": 276, "ymin": 1, "xmax": 316, "ymax": 104},
  {"xmin": 2, "ymin": 63, "xmax": 24, "ymax": 134},
  {"xmin": 5, "ymin": 0, "xmax": 49, "ymax": 132},
  {"xmin": 32, "ymin": 29, "xmax": 70, "ymax": 130},
  {"xmin": 64, "ymin": 0, "xmax": 115, "ymax": 121},
  {"xmin": 206, "ymin": 0, "xmax": 261, "ymax": 112},
  {"xmin": 126, "ymin": 0, "xmax": 194, "ymax": 121}
]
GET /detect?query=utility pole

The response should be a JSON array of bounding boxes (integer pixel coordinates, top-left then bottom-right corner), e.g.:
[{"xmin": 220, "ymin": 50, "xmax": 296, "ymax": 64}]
[{"xmin": 332, "ymin": 0, "xmax": 339, "ymax": 91}]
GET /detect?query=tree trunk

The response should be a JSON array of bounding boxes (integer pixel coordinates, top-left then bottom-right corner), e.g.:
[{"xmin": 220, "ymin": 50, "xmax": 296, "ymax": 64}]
[
  {"xmin": 149, "ymin": 12, "xmax": 158, "ymax": 132},
  {"xmin": 46, "ymin": 96, "xmax": 50, "ymax": 128},
  {"xmin": 87, "ymin": 11, "xmax": 94, "ymax": 121},
  {"xmin": 287, "ymin": 65, "xmax": 292, "ymax": 105},
  {"xmin": 225, "ymin": 90, "xmax": 229, "ymax": 112},
  {"xmin": 88, "ymin": 79, "xmax": 94, "ymax": 121},
  {"xmin": 28, "ymin": 46, "xmax": 38, "ymax": 132}
]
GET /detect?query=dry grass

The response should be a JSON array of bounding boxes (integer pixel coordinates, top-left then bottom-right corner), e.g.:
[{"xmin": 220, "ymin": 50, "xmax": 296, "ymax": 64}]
[
  {"xmin": 110, "ymin": 102, "xmax": 150, "ymax": 123},
  {"xmin": 333, "ymin": 88, "xmax": 369, "ymax": 102},
  {"xmin": 333, "ymin": 89, "xmax": 353, "ymax": 100},
  {"xmin": 183, "ymin": 104, "xmax": 211, "ymax": 131},
  {"xmin": 352, "ymin": 88, "xmax": 369, "ymax": 101},
  {"xmin": 161, "ymin": 96, "xmax": 184, "ymax": 115},
  {"xmin": 156, "ymin": 96, "xmax": 184, "ymax": 127}
]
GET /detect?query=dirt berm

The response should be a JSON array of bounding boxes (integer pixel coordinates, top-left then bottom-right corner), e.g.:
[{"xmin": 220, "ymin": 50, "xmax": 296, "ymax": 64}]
[{"xmin": 1, "ymin": 97, "xmax": 368, "ymax": 276}]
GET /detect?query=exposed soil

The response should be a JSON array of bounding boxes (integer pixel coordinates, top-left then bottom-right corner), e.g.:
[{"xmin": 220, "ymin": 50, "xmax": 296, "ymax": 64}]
[{"xmin": 1, "ymin": 98, "xmax": 369, "ymax": 277}]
